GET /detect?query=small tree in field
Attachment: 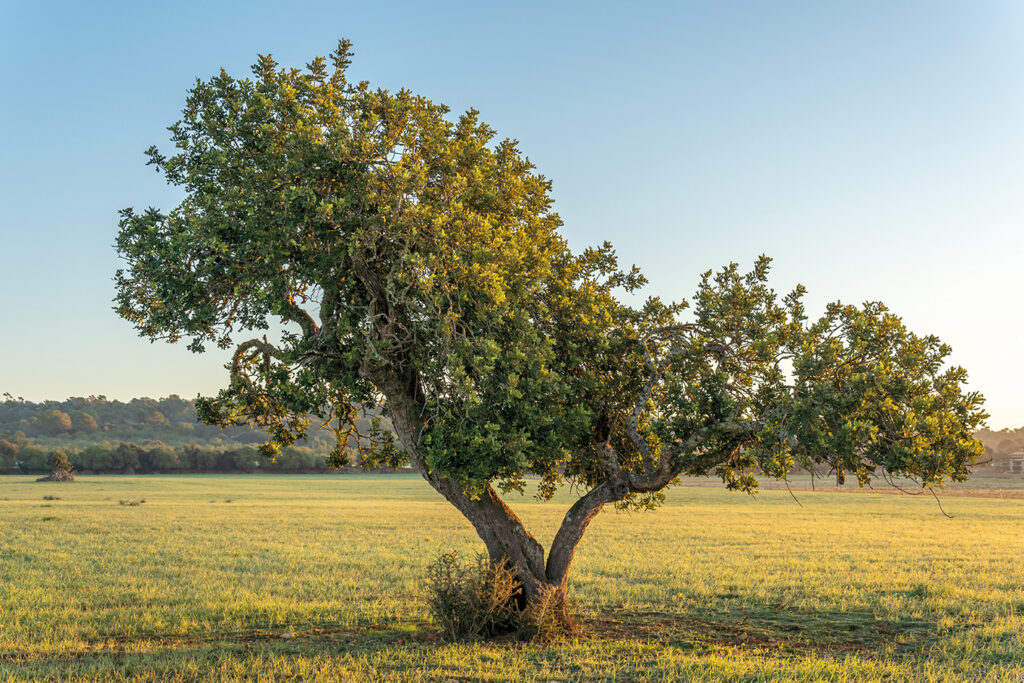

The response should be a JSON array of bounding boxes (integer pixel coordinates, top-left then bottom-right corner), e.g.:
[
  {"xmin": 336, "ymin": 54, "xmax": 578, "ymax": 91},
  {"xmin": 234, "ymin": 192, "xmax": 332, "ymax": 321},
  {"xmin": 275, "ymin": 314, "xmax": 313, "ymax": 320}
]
[
  {"xmin": 115, "ymin": 42, "xmax": 986, "ymax": 626},
  {"xmin": 38, "ymin": 448, "xmax": 74, "ymax": 482}
]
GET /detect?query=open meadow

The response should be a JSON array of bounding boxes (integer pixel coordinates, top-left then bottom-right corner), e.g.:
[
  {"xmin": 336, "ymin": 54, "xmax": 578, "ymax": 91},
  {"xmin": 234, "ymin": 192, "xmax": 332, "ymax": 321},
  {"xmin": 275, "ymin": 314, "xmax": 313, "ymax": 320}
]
[{"xmin": 2, "ymin": 474, "xmax": 1024, "ymax": 681}]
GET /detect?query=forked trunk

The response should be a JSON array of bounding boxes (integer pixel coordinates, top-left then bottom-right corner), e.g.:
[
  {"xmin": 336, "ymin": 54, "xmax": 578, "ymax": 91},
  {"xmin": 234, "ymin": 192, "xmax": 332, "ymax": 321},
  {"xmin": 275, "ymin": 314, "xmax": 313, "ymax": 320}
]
[{"xmin": 371, "ymin": 367, "xmax": 620, "ymax": 627}]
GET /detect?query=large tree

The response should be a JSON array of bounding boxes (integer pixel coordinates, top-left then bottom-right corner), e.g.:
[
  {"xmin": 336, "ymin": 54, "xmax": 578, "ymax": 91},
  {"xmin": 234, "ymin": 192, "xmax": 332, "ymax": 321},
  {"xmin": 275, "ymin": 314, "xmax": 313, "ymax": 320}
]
[{"xmin": 115, "ymin": 42, "xmax": 986, "ymax": 618}]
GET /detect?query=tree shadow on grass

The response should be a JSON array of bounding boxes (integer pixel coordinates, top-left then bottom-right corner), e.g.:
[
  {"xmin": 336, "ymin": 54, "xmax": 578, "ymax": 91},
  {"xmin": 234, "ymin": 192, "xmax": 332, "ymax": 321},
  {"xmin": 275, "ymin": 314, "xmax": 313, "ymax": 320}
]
[
  {"xmin": 0, "ymin": 620, "xmax": 439, "ymax": 667},
  {"xmin": 0, "ymin": 623, "xmax": 437, "ymax": 680},
  {"xmin": 585, "ymin": 603, "xmax": 933, "ymax": 657},
  {"xmin": 0, "ymin": 606, "xmax": 937, "ymax": 677}
]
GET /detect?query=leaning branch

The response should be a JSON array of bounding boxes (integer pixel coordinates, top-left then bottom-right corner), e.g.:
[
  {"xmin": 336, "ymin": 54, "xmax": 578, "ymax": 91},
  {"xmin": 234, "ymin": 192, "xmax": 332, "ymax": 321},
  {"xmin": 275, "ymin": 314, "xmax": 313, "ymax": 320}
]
[
  {"xmin": 230, "ymin": 338, "xmax": 284, "ymax": 390},
  {"xmin": 280, "ymin": 297, "xmax": 319, "ymax": 339},
  {"xmin": 546, "ymin": 481, "xmax": 618, "ymax": 586}
]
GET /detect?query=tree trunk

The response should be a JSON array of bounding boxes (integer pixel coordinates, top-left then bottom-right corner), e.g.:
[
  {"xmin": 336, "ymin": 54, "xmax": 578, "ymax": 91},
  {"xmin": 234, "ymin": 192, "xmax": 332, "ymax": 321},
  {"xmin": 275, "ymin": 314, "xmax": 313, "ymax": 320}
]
[
  {"xmin": 370, "ymin": 367, "xmax": 550, "ymax": 604},
  {"xmin": 367, "ymin": 366, "xmax": 636, "ymax": 624}
]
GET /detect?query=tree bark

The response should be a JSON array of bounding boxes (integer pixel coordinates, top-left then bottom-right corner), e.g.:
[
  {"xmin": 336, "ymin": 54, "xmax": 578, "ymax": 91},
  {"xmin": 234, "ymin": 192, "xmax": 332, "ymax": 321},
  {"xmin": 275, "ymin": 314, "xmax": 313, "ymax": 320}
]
[
  {"xmin": 545, "ymin": 482, "xmax": 614, "ymax": 593},
  {"xmin": 544, "ymin": 467, "xmax": 634, "ymax": 597}
]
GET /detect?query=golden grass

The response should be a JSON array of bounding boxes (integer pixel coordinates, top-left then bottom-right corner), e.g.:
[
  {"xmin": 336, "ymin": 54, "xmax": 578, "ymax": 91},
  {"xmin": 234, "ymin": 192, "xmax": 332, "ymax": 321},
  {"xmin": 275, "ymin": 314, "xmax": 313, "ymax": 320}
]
[{"xmin": 2, "ymin": 474, "xmax": 1023, "ymax": 681}]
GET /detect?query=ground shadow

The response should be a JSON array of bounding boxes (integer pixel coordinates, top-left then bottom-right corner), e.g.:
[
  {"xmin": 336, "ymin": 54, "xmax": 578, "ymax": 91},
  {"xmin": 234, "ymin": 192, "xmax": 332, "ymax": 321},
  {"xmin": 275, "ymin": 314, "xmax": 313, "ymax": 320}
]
[
  {"xmin": 0, "ymin": 602, "xmax": 939, "ymax": 677},
  {"xmin": 585, "ymin": 603, "xmax": 932, "ymax": 657}
]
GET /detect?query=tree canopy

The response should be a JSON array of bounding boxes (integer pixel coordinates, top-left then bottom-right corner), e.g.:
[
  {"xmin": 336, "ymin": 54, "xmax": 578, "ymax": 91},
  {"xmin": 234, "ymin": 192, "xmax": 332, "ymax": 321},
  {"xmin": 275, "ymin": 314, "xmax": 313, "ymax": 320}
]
[{"xmin": 115, "ymin": 41, "xmax": 987, "ymax": 612}]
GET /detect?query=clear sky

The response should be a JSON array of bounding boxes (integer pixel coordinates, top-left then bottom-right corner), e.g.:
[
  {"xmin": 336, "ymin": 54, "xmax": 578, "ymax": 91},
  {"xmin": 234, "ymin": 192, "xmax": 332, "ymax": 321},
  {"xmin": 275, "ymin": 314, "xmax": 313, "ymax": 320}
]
[{"xmin": 1, "ymin": 1, "xmax": 1022, "ymax": 428}]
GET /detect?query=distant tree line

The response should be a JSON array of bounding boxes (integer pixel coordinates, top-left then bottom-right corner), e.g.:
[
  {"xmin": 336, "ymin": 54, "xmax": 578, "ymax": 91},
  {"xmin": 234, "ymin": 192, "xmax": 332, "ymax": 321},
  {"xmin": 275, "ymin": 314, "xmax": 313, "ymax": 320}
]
[
  {"xmin": 0, "ymin": 436, "xmax": 339, "ymax": 474},
  {"xmin": 0, "ymin": 395, "xmax": 384, "ymax": 474},
  {"xmin": 0, "ymin": 394, "xmax": 277, "ymax": 445}
]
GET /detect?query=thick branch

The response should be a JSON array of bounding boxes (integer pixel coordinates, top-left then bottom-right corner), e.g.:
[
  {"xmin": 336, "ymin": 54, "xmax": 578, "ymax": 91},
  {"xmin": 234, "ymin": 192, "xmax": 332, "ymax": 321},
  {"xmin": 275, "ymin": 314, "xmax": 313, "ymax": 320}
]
[
  {"xmin": 280, "ymin": 298, "xmax": 319, "ymax": 338},
  {"xmin": 546, "ymin": 481, "xmax": 621, "ymax": 588},
  {"xmin": 230, "ymin": 338, "xmax": 283, "ymax": 389},
  {"xmin": 628, "ymin": 420, "xmax": 765, "ymax": 491}
]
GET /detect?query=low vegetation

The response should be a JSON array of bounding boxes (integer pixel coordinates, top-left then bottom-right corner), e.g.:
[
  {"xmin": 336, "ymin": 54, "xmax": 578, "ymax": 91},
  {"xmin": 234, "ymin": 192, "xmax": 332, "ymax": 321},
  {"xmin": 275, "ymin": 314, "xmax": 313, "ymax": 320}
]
[
  {"xmin": 425, "ymin": 552, "xmax": 571, "ymax": 642},
  {"xmin": 2, "ymin": 474, "xmax": 1024, "ymax": 680}
]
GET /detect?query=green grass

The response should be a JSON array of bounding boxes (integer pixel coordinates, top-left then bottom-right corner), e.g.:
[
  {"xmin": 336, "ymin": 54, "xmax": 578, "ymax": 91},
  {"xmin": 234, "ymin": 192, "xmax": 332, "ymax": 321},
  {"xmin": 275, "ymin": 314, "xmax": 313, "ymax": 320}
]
[{"xmin": 2, "ymin": 474, "xmax": 1024, "ymax": 681}]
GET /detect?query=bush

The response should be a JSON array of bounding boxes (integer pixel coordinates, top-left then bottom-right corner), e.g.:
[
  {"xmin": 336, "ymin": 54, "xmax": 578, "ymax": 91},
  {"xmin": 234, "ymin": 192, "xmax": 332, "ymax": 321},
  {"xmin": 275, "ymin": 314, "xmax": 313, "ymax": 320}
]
[
  {"xmin": 516, "ymin": 584, "xmax": 575, "ymax": 641},
  {"xmin": 141, "ymin": 443, "xmax": 179, "ymax": 471},
  {"xmin": 426, "ymin": 552, "xmax": 521, "ymax": 640},
  {"xmin": 79, "ymin": 444, "xmax": 116, "ymax": 471},
  {"xmin": 232, "ymin": 447, "xmax": 262, "ymax": 471},
  {"xmin": 425, "ymin": 552, "xmax": 576, "ymax": 641}
]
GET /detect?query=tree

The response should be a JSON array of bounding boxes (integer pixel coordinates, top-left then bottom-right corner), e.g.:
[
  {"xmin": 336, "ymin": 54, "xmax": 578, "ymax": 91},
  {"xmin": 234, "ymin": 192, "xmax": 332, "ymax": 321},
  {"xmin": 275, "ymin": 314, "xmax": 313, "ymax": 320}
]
[
  {"xmin": 41, "ymin": 409, "xmax": 72, "ymax": 434},
  {"xmin": 115, "ymin": 41, "xmax": 987, "ymax": 622},
  {"xmin": 143, "ymin": 410, "xmax": 167, "ymax": 427},
  {"xmin": 0, "ymin": 438, "xmax": 17, "ymax": 469},
  {"xmin": 74, "ymin": 412, "xmax": 99, "ymax": 433},
  {"xmin": 51, "ymin": 448, "xmax": 71, "ymax": 473}
]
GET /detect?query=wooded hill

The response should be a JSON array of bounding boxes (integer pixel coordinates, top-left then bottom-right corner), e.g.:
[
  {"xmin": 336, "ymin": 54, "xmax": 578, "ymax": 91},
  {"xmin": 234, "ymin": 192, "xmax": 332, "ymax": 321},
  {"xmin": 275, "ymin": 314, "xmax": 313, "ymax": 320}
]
[{"xmin": 0, "ymin": 395, "xmax": 366, "ymax": 474}]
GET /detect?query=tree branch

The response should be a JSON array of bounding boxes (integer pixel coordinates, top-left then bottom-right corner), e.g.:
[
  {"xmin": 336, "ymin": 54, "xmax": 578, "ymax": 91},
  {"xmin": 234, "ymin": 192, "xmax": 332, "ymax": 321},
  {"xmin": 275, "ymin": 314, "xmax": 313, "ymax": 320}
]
[
  {"xmin": 230, "ymin": 338, "xmax": 283, "ymax": 390},
  {"xmin": 280, "ymin": 298, "xmax": 319, "ymax": 339},
  {"xmin": 546, "ymin": 481, "xmax": 619, "ymax": 587}
]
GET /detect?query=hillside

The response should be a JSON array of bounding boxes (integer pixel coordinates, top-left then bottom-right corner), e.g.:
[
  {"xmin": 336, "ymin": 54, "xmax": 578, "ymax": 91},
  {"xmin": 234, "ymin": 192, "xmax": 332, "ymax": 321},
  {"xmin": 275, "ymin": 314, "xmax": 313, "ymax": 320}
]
[{"xmin": 0, "ymin": 395, "xmax": 360, "ymax": 474}]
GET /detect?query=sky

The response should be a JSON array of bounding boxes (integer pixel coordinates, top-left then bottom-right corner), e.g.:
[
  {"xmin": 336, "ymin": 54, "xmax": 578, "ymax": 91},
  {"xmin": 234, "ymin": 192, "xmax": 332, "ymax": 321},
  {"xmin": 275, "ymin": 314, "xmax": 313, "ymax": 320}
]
[{"xmin": 0, "ymin": 1, "xmax": 1022, "ymax": 428}]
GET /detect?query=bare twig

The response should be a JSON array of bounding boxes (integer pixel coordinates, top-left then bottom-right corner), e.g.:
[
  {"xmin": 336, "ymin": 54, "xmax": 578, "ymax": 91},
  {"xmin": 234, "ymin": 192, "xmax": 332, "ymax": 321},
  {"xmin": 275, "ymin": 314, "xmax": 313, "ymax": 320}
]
[{"xmin": 928, "ymin": 486, "xmax": 954, "ymax": 519}]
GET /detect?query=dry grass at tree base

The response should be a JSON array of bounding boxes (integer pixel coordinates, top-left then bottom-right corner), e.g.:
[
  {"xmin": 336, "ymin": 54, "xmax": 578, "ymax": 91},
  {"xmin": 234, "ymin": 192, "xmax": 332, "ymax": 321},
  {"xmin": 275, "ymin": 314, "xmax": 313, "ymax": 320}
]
[
  {"xmin": 2, "ymin": 474, "xmax": 1024, "ymax": 681},
  {"xmin": 34, "ymin": 469, "xmax": 74, "ymax": 482}
]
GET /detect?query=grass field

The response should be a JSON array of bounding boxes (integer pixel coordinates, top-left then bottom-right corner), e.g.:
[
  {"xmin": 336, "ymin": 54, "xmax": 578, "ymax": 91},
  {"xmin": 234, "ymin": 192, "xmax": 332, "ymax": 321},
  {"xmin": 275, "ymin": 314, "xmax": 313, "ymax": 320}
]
[{"xmin": 2, "ymin": 474, "xmax": 1024, "ymax": 681}]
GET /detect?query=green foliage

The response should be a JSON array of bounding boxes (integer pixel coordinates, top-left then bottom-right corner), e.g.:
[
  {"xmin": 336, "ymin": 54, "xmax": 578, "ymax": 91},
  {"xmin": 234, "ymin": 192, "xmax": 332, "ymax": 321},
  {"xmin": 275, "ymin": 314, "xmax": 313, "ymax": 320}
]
[
  {"xmin": 644, "ymin": 260, "xmax": 987, "ymax": 493},
  {"xmin": 50, "ymin": 449, "xmax": 71, "ymax": 473},
  {"xmin": 15, "ymin": 445, "xmax": 51, "ymax": 472},
  {"xmin": 114, "ymin": 40, "xmax": 985, "ymax": 511}
]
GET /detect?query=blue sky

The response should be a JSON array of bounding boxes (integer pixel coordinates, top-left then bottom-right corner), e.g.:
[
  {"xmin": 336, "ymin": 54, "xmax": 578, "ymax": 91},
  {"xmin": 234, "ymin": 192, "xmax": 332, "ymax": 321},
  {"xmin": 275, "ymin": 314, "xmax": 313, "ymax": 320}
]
[{"xmin": 1, "ymin": 1, "xmax": 1022, "ymax": 427}]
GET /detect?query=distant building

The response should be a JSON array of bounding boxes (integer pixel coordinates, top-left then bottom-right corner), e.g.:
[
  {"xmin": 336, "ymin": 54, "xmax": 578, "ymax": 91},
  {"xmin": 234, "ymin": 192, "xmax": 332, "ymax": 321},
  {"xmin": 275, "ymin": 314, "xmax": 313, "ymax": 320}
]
[{"xmin": 1009, "ymin": 452, "xmax": 1024, "ymax": 474}]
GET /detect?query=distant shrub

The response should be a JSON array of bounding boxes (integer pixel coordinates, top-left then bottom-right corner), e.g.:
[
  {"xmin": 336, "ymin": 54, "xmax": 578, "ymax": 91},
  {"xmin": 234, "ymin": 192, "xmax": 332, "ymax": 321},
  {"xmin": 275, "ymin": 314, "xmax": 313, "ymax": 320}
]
[
  {"xmin": 18, "ymin": 446, "xmax": 51, "ymax": 472},
  {"xmin": 79, "ymin": 445, "xmax": 115, "ymax": 471},
  {"xmin": 73, "ymin": 413, "xmax": 98, "ymax": 433},
  {"xmin": 0, "ymin": 439, "xmax": 16, "ymax": 469},
  {"xmin": 115, "ymin": 443, "xmax": 144, "ymax": 470},
  {"xmin": 232, "ymin": 447, "xmax": 262, "ymax": 471},
  {"xmin": 141, "ymin": 443, "xmax": 179, "ymax": 471}
]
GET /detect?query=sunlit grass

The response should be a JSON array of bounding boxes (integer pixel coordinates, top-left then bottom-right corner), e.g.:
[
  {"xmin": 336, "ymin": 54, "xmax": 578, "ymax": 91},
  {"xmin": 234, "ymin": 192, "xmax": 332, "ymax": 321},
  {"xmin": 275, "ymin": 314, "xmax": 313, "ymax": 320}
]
[{"xmin": 2, "ymin": 474, "xmax": 1023, "ymax": 680}]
